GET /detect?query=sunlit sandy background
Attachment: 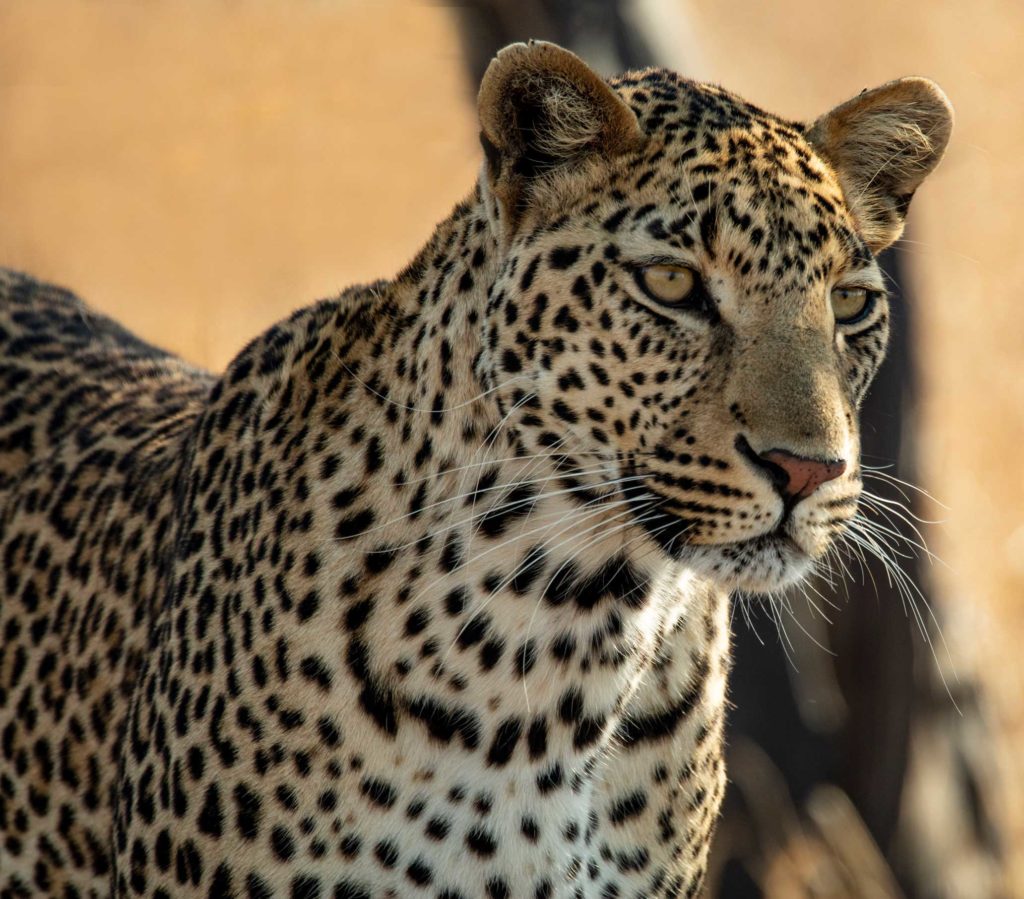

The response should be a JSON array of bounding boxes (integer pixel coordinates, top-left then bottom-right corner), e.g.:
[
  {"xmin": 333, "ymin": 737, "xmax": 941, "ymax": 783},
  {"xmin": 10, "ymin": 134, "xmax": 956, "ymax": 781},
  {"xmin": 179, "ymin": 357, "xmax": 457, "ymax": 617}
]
[{"xmin": 2, "ymin": 0, "xmax": 1022, "ymax": 890}]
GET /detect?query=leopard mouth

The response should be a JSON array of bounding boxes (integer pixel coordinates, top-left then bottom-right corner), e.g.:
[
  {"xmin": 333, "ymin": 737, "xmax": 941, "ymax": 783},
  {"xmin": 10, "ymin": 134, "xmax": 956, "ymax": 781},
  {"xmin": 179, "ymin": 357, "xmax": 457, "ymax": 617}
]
[
  {"xmin": 620, "ymin": 459, "xmax": 812, "ymax": 589},
  {"xmin": 622, "ymin": 479, "xmax": 801, "ymax": 556}
]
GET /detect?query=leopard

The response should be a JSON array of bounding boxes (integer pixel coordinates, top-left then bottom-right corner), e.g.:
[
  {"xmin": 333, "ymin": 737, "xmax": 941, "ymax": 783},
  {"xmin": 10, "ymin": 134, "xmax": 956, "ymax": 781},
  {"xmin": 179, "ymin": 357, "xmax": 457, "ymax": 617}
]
[{"xmin": 0, "ymin": 40, "xmax": 951, "ymax": 899}]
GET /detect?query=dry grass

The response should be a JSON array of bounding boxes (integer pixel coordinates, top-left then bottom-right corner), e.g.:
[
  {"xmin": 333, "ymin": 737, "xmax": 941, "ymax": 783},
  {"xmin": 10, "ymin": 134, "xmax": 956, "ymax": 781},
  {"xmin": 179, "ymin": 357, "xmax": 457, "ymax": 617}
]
[{"xmin": 1, "ymin": 0, "xmax": 1021, "ymax": 889}]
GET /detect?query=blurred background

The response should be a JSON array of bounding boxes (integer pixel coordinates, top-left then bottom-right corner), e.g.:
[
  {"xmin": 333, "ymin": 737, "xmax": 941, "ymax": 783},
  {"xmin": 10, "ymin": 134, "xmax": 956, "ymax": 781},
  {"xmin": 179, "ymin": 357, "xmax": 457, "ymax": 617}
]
[{"xmin": 1, "ymin": 1, "xmax": 1021, "ymax": 896}]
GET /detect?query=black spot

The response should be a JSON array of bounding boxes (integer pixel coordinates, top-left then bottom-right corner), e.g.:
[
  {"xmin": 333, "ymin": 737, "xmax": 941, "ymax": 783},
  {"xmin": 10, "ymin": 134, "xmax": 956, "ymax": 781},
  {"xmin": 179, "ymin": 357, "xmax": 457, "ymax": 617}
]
[
  {"xmin": 364, "ymin": 436, "xmax": 384, "ymax": 474},
  {"xmin": 573, "ymin": 715, "xmax": 606, "ymax": 749},
  {"xmin": 466, "ymin": 825, "xmax": 497, "ymax": 857},
  {"xmin": 551, "ymin": 399, "xmax": 578, "ymax": 425},
  {"xmin": 527, "ymin": 717, "xmax": 548, "ymax": 759},
  {"xmin": 520, "ymin": 255, "xmax": 541, "ymax": 291},
  {"xmin": 366, "ymin": 545, "xmax": 398, "ymax": 575},
  {"xmin": 345, "ymin": 597, "xmax": 374, "ymax": 631},
  {"xmin": 608, "ymin": 790, "xmax": 648, "ymax": 825},
  {"xmin": 486, "ymin": 717, "xmax": 522, "ymax": 766},
  {"xmin": 457, "ymin": 614, "xmax": 490, "ymax": 648},
  {"xmin": 155, "ymin": 829, "xmax": 172, "ymax": 871},
  {"xmin": 296, "ymin": 591, "xmax": 320, "ymax": 622},
  {"xmin": 521, "ymin": 816, "xmax": 540, "ymax": 842},
  {"xmin": 299, "ymin": 656, "xmax": 333, "ymax": 691},
  {"xmin": 233, "ymin": 784, "xmax": 262, "ymax": 840},
  {"xmin": 197, "ymin": 784, "xmax": 223, "ymax": 838},
  {"xmin": 602, "ymin": 208, "xmax": 629, "ymax": 232},
  {"xmin": 479, "ymin": 484, "xmax": 537, "ymax": 539},
  {"xmin": 335, "ymin": 508, "xmax": 375, "ymax": 541},
  {"xmin": 270, "ymin": 825, "xmax": 296, "ymax": 862},
  {"xmin": 332, "ymin": 487, "xmax": 362, "ymax": 509},
  {"xmin": 509, "ymin": 545, "xmax": 547, "ymax": 595},
  {"xmin": 374, "ymin": 839, "xmax": 399, "ymax": 868},
  {"xmin": 536, "ymin": 763, "xmax": 564, "ymax": 793},
  {"xmin": 515, "ymin": 639, "xmax": 538, "ymax": 677},
  {"xmin": 615, "ymin": 681, "xmax": 701, "ymax": 746},
  {"xmin": 291, "ymin": 875, "xmax": 322, "ymax": 899},
  {"xmin": 440, "ymin": 534, "xmax": 465, "ymax": 573},
  {"xmin": 360, "ymin": 777, "xmax": 397, "ymax": 809},
  {"xmin": 478, "ymin": 637, "xmax": 505, "ymax": 671},
  {"xmin": 404, "ymin": 607, "xmax": 431, "ymax": 636},
  {"xmin": 408, "ymin": 696, "xmax": 481, "ymax": 749},
  {"xmin": 209, "ymin": 862, "xmax": 233, "ymax": 897},
  {"xmin": 559, "ymin": 686, "xmax": 584, "ymax": 723},
  {"xmin": 426, "ymin": 817, "xmax": 451, "ymax": 840},
  {"xmin": 551, "ymin": 632, "xmax": 576, "ymax": 661},
  {"xmin": 246, "ymin": 873, "xmax": 274, "ymax": 899},
  {"xmin": 445, "ymin": 586, "xmax": 468, "ymax": 616},
  {"xmin": 406, "ymin": 858, "xmax": 433, "ymax": 886}
]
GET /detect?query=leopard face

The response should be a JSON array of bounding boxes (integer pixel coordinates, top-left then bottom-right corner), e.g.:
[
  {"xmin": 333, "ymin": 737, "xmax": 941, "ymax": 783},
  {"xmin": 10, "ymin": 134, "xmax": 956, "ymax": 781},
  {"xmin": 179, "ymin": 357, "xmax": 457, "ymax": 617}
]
[{"xmin": 478, "ymin": 43, "xmax": 949, "ymax": 594}]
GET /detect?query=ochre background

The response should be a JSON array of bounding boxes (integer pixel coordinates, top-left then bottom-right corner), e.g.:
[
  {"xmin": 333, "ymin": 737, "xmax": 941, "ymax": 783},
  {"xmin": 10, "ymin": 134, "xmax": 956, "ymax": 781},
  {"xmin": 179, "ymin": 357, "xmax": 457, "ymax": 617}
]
[{"xmin": 2, "ymin": 0, "xmax": 1021, "ymax": 888}]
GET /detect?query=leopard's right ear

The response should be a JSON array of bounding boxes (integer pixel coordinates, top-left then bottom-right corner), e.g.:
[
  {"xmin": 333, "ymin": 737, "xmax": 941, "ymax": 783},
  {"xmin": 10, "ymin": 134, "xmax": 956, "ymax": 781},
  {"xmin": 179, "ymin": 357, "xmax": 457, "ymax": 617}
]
[
  {"xmin": 807, "ymin": 78, "xmax": 953, "ymax": 252},
  {"xmin": 478, "ymin": 41, "xmax": 643, "ymax": 236}
]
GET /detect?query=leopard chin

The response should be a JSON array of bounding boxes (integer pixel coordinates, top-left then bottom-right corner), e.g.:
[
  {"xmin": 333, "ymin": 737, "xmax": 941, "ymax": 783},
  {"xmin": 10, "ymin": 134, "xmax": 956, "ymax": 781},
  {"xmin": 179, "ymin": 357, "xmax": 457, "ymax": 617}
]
[
  {"xmin": 689, "ymin": 534, "xmax": 816, "ymax": 595},
  {"xmin": 624, "ymin": 492, "xmax": 817, "ymax": 594}
]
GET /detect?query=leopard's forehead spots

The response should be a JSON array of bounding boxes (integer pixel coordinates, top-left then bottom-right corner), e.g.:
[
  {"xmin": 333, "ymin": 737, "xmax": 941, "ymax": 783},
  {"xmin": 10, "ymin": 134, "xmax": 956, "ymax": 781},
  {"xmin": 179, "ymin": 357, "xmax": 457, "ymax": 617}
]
[
  {"xmin": 608, "ymin": 71, "xmax": 872, "ymax": 273},
  {"xmin": 525, "ymin": 70, "xmax": 884, "ymax": 325}
]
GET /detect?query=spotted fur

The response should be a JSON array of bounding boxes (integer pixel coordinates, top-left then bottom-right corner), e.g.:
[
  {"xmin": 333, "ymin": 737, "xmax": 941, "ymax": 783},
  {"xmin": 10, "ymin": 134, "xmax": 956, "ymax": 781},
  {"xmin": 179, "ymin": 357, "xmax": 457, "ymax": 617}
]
[{"xmin": 0, "ymin": 42, "xmax": 950, "ymax": 899}]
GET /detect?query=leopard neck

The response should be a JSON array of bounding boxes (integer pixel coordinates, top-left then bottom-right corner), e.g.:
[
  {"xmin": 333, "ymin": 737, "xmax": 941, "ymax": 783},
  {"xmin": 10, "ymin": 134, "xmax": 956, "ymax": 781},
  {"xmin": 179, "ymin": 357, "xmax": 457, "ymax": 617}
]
[{"xmin": 244, "ymin": 186, "xmax": 730, "ymax": 753}]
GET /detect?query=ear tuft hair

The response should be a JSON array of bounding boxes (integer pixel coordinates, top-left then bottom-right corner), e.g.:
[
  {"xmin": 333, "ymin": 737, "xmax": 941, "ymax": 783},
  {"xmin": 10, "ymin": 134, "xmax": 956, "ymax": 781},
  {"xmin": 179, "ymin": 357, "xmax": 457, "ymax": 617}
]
[
  {"xmin": 808, "ymin": 78, "xmax": 953, "ymax": 251},
  {"xmin": 478, "ymin": 41, "xmax": 643, "ymax": 231}
]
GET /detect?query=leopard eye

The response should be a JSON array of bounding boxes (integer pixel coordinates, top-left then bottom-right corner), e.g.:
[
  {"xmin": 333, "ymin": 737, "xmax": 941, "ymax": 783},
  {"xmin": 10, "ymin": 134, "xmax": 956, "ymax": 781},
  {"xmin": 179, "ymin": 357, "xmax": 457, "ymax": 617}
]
[
  {"xmin": 831, "ymin": 286, "xmax": 875, "ymax": 325},
  {"xmin": 637, "ymin": 264, "xmax": 697, "ymax": 306}
]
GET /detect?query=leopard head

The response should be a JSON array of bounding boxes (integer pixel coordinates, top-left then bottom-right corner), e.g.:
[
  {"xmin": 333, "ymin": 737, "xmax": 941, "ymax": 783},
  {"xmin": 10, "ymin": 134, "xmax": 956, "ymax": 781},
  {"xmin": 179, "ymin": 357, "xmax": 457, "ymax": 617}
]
[{"xmin": 475, "ymin": 41, "xmax": 951, "ymax": 593}]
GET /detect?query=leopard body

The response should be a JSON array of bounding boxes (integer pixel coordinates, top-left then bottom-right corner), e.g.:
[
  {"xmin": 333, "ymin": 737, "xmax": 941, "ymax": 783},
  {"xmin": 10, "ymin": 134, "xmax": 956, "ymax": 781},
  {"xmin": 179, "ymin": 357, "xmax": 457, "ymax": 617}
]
[{"xmin": 0, "ymin": 41, "xmax": 951, "ymax": 899}]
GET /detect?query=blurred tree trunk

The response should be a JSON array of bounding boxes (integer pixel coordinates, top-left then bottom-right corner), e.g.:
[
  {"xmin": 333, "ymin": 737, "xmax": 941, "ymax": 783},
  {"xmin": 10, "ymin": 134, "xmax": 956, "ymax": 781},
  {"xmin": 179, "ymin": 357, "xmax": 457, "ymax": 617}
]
[{"xmin": 454, "ymin": 3, "xmax": 1006, "ymax": 896}]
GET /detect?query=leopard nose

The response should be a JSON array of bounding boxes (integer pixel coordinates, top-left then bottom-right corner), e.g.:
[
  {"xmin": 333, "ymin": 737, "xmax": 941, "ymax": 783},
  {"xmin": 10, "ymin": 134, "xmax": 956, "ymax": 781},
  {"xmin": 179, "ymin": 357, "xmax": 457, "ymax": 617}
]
[
  {"xmin": 736, "ymin": 437, "xmax": 847, "ymax": 501},
  {"xmin": 760, "ymin": 449, "xmax": 847, "ymax": 500}
]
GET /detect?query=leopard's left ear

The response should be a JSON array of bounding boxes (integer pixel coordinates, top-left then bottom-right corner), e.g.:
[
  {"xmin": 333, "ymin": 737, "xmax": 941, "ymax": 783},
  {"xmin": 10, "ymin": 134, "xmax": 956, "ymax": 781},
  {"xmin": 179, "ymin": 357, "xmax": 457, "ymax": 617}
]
[
  {"xmin": 478, "ymin": 41, "xmax": 644, "ymax": 235},
  {"xmin": 807, "ymin": 78, "xmax": 953, "ymax": 252}
]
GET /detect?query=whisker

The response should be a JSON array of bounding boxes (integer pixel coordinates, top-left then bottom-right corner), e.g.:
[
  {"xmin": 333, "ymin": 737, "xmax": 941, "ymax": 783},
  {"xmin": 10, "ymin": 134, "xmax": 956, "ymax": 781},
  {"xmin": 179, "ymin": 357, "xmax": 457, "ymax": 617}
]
[
  {"xmin": 435, "ymin": 495, "xmax": 647, "ymax": 659},
  {"xmin": 336, "ymin": 354, "xmax": 533, "ymax": 414},
  {"xmin": 839, "ymin": 523, "xmax": 962, "ymax": 711},
  {"xmin": 351, "ymin": 459, "xmax": 632, "ymax": 545}
]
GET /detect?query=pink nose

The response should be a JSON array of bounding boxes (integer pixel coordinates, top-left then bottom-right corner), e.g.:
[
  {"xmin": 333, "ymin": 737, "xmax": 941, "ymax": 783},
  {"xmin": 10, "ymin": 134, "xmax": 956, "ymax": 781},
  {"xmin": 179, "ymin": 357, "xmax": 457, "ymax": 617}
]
[{"xmin": 759, "ymin": 449, "xmax": 847, "ymax": 500}]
